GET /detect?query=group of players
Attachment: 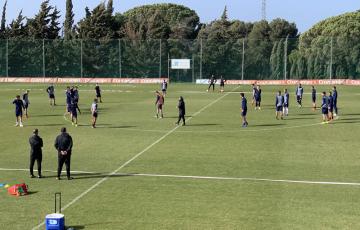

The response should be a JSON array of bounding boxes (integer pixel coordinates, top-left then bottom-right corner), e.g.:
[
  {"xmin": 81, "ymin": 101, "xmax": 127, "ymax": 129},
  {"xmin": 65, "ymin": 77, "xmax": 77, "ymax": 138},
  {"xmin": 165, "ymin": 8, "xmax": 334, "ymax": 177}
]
[
  {"xmin": 12, "ymin": 83, "xmax": 101, "ymax": 128},
  {"xmin": 239, "ymin": 83, "xmax": 339, "ymax": 127}
]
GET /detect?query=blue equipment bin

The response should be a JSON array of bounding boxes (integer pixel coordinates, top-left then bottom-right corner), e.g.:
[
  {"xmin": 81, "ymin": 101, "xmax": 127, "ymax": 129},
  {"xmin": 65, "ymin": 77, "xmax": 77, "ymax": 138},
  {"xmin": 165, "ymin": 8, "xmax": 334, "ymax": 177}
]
[{"xmin": 45, "ymin": 213, "xmax": 65, "ymax": 230}]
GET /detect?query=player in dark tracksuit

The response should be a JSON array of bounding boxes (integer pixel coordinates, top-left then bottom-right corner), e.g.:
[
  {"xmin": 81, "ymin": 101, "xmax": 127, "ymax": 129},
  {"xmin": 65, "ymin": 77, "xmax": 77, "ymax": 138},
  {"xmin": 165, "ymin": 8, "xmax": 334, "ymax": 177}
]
[
  {"xmin": 29, "ymin": 129, "xmax": 43, "ymax": 178},
  {"xmin": 295, "ymin": 83, "xmax": 304, "ymax": 107},
  {"xmin": 207, "ymin": 75, "xmax": 217, "ymax": 92},
  {"xmin": 219, "ymin": 76, "xmax": 226, "ymax": 93},
  {"xmin": 47, "ymin": 84, "xmax": 56, "ymax": 106},
  {"xmin": 176, "ymin": 96, "xmax": 186, "ymax": 126},
  {"xmin": 240, "ymin": 93, "xmax": 248, "ymax": 127},
  {"xmin": 65, "ymin": 87, "xmax": 72, "ymax": 116},
  {"xmin": 332, "ymin": 86, "xmax": 338, "ymax": 117},
  {"xmin": 54, "ymin": 127, "xmax": 73, "ymax": 180},
  {"xmin": 254, "ymin": 85, "xmax": 262, "ymax": 110},
  {"xmin": 328, "ymin": 91, "xmax": 334, "ymax": 121},
  {"xmin": 22, "ymin": 90, "xmax": 30, "ymax": 118},
  {"xmin": 311, "ymin": 86, "xmax": 316, "ymax": 111},
  {"xmin": 275, "ymin": 91, "xmax": 284, "ymax": 120},
  {"xmin": 13, "ymin": 95, "xmax": 25, "ymax": 127},
  {"xmin": 95, "ymin": 83, "xmax": 102, "ymax": 103},
  {"xmin": 321, "ymin": 92, "xmax": 329, "ymax": 124}
]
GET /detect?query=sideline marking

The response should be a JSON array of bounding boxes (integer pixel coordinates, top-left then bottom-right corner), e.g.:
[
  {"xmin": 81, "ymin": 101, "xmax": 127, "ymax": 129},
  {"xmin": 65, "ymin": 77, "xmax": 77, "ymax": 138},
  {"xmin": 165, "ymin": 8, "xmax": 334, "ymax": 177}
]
[
  {"xmin": 32, "ymin": 86, "xmax": 239, "ymax": 230},
  {"xmin": 2, "ymin": 168, "xmax": 360, "ymax": 187}
]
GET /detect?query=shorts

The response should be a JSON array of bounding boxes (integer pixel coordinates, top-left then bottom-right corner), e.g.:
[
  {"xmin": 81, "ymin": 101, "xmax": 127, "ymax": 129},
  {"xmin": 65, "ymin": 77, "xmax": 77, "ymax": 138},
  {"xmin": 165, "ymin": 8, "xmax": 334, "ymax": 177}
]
[
  {"xmin": 220, "ymin": 83, "xmax": 224, "ymax": 87},
  {"xmin": 15, "ymin": 110, "xmax": 22, "ymax": 117},
  {"xmin": 297, "ymin": 95, "xmax": 302, "ymax": 101},
  {"xmin": 49, "ymin": 94, "xmax": 55, "ymax": 99},
  {"xmin": 312, "ymin": 97, "xmax": 316, "ymax": 103},
  {"xmin": 162, "ymin": 89, "xmax": 166, "ymax": 93},
  {"xmin": 71, "ymin": 110, "xmax": 77, "ymax": 118},
  {"xmin": 241, "ymin": 109, "xmax": 247, "ymax": 117},
  {"xmin": 24, "ymin": 103, "xmax": 29, "ymax": 109},
  {"xmin": 283, "ymin": 103, "xmax": 289, "ymax": 108},
  {"xmin": 322, "ymin": 107, "xmax": 328, "ymax": 114},
  {"xmin": 67, "ymin": 104, "xmax": 71, "ymax": 112},
  {"xmin": 276, "ymin": 106, "xmax": 283, "ymax": 112},
  {"xmin": 328, "ymin": 107, "xmax": 333, "ymax": 113},
  {"xmin": 157, "ymin": 104, "xmax": 163, "ymax": 110},
  {"xmin": 96, "ymin": 93, "xmax": 101, "ymax": 98},
  {"xmin": 93, "ymin": 112, "xmax": 98, "ymax": 118}
]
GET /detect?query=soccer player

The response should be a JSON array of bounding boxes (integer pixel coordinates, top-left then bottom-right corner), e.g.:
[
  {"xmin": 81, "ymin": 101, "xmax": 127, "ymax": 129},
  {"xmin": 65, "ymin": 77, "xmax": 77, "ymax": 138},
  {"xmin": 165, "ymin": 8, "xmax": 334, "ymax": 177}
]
[
  {"xmin": 29, "ymin": 129, "xmax": 43, "ymax": 178},
  {"xmin": 95, "ymin": 83, "xmax": 102, "ymax": 103},
  {"xmin": 91, "ymin": 99, "xmax": 98, "ymax": 128},
  {"xmin": 283, "ymin": 88, "xmax": 289, "ymax": 116},
  {"xmin": 155, "ymin": 91, "xmax": 165, "ymax": 119},
  {"xmin": 219, "ymin": 76, "xmax": 226, "ymax": 93},
  {"xmin": 161, "ymin": 80, "xmax": 168, "ymax": 97},
  {"xmin": 207, "ymin": 75, "xmax": 216, "ymax": 92},
  {"xmin": 73, "ymin": 86, "xmax": 79, "ymax": 103},
  {"xmin": 70, "ymin": 100, "xmax": 78, "ymax": 127},
  {"xmin": 254, "ymin": 85, "xmax": 262, "ymax": 110},
  {"xmin": 328, "ymin": 91, "xmax": 334, "ymax": 121},
  {"xmin": 295, "ymin": 83, "xmax": 304, "ymax": 107},
  {"xmin": 332, "ymin": 86, "xmax": 338, "ymax": 117},
  {"xmin": 65, "ymin": 86, "xmax": 72, "ymax": 117},
  {"xmin": 311, "ymin": 85, "xmax": 317, "ymax": 111},
  {"xmin": 176, "ymin": 96, "xmax": 186, "ymax": 126},
  {"xmin": 321, "ymin": 92, "xmax": 329, "ymax": 124},
  {"xmin": 46, "ymin": 83, "xmax": 56, "ymax": 106},
  {"xmin": 275, "ymin": 91, "xmax": 284, "ymax": 120},
  {"xmin": 240, "ymin": 93, "xmax": 248, "ymax": 127},
  {"xmin": 22, "ymin": 90, "xmax": 30, "ymax": 118},
  {"xmin": 12, "ymin": 95, "xmax": 25, "ymax": 127},
  {"xmin": 251, "ymin": 84, "xmax": 256, "ymax": 106}
]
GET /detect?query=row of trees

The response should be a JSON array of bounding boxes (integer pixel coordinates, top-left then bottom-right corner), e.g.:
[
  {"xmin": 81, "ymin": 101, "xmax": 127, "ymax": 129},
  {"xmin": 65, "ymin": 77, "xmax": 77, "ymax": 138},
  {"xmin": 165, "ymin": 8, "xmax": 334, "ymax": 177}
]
[{"xmin": 0, "ymin": 0, "xmax": 359, "ymax": 79}]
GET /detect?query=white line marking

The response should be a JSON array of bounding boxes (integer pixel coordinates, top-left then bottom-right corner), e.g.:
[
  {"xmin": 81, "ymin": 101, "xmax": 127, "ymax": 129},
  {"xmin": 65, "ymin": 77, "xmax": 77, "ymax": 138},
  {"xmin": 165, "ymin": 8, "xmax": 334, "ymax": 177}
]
[
  {"xmin": 31, "ymin": 86, "xmax": 239, "ymax": 230},
  {"xmin": 2, "ymin": 168, "xmax": 360, "ymax": 187}
]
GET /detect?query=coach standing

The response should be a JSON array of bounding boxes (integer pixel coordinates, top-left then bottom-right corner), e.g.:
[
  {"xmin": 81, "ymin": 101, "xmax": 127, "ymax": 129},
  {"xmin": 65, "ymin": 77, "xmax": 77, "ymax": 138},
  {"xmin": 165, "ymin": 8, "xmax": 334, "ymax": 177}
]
[
  {"xmin": 54, "ymin": 127, "xmax": 73, "ymax": 180},
  {"xmin": 29, "ymin": 129, "xmax": 43, "ymax": 178}
]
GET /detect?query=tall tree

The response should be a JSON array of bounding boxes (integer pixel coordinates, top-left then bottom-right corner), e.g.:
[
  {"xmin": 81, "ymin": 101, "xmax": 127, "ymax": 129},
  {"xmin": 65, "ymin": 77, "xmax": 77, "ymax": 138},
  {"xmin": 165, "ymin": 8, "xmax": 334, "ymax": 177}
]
[
  {"xmin": 64, "ymin": 0, "xmax": 74, "ymax": 39},
  {"xmin": 106, "ymin": 0, "xmax": 114, "ymax": 16},
  {"xmin": 221, "ymin": 6, "xmax": 228, "ymax": 21},
  {"xmin": 48, "ymin": 7, "xmax": 61, "ymax": 39},
  {"xmin": 0, "ymin": 0, "xmax": 7, "ymax": 37},
  {"xmin": 28, "ymin": 0, "xmax": 53, "ymax": 39}
]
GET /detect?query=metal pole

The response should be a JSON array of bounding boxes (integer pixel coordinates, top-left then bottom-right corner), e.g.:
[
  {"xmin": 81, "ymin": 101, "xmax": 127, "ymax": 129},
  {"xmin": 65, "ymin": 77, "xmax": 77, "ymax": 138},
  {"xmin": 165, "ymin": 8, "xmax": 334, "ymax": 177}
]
[
  {"xmin": 119, "ymin": 39, "xmax": 122, "ymax": 78},
  {"xmin": 192, "ymin": 54, "xmax": 195, "ymax": 83},
  {"xmin": 6, "ymin": 39, "xmax": 8, "ymax": 77},
  {"xmin": 330, "ymin": 37, "xmax": 333, "ymax": 80},
  {"xmin": 80, "ymin": 39, "xmax": 83, "ymax": 78},
  {"xmin": 200, "ymin": 39, "xmax": 203, "ymax": 79},
  {"xmin": 167, "ymin": 53, "xmax": 170, "ymax": 81},
  {"xmin": 159, "ymin": 39, "xmax": 162, "ymax": 78},
  {"xmin": 241, "ymin": 38, "xmax": 245, "ymax": 81},
  {"xmin": 284, "ymin": 35, "xmax": 289, "ymax": 80},
  {"xmin": 43, "ymin": 39, "xmax": 45, "ymax": 78}
]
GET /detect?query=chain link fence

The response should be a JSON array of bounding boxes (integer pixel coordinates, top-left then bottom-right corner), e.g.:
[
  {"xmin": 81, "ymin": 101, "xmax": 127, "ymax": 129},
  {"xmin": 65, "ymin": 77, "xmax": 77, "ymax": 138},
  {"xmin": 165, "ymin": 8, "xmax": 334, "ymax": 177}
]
[{"xmin": 0, "ymin": 38, "xmax": 359, "ymax": 81}]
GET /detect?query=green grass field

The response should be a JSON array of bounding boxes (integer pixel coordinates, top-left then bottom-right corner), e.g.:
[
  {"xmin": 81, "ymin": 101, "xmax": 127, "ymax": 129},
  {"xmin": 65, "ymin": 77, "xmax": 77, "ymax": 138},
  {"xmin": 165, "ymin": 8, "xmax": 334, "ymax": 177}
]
[{"xmin": 1, "ymin": 83, "xmax": 360, "ymax": 230}]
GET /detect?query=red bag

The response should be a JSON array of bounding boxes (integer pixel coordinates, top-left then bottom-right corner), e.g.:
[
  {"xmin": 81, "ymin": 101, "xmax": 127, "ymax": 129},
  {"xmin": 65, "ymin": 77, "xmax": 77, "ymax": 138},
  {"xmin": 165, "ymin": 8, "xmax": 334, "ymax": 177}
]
[{"xmin": 8, "ymin": 183, "xmax": 28, "ymax": 196}]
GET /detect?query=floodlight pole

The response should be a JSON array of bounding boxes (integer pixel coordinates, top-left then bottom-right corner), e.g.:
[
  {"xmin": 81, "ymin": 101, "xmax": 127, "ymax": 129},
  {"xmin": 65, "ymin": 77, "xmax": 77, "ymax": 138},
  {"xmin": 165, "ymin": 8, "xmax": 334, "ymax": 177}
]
[
  {"xmin": 119, "ymin": 39, "xmax": 122, "ymax": 78},
  {"xmin": 80, "ymin": 39, "xmax": 83, "ymax": 78},
  {"xmin": 241, "ymin": 38, "xmax": 245, "ymax": 81},
  {"xmin": 200, "ymin": 39, "xmax": 203, "ymax": 79},
  {"xmin": 330, "ymin": 37, "xmax": 333, "ymax": 80},
  {"xmin": 167, "ymin": 53, "xmax": 170, "ymax": 81},
  {"xmin": 284, "ymin": 35, "xmax": 289, "ymax": 80},
  {"xmin": 6, "ymin": 39, "xmax": 8, "ymax": 77},
  {"xmin": 42, "ymin": 39, "xmax": 45, "ymax": 78},
  {"xmin": 159, "ymin": 39, "xmax": 162, "ymax": 78}
]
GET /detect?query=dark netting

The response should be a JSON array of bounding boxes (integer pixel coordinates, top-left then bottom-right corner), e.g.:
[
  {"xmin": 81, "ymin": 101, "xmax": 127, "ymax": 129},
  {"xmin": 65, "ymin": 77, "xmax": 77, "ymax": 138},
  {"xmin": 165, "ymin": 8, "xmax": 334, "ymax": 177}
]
[
  {"xmin": 0, "ymin": 40, "xmax": 6, "ymax": 76},
  {"xmin": 121, "ymin": 39, "xmax": 160, "ymax": 78},
  {"xmin": 83, "ymin": 39, "xmax": 119, "ymax": 78},
  {"xmin": 45, "ymin": 39, "xmax": 81, "ymax": 77},
  {"xmin": 8, "ymin": 39, "xmax": 43, "ymax": 77}
]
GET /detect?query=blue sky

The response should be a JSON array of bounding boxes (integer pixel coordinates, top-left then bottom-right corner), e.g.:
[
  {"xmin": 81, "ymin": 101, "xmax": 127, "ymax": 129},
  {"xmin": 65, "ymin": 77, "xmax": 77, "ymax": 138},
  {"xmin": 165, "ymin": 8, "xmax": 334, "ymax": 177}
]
[{"xmin": 2, "ymin": 0, "xmax": 360, "ymax": 32}]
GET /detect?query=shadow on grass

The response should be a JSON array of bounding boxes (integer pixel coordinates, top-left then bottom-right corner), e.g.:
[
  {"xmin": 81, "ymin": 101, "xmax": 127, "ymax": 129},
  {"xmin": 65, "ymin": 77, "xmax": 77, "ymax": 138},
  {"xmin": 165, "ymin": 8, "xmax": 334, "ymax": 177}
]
[
  {"xmin": 27, "ymin": 124, "xmax": 65, "ymax": 127},
  {"xmin": 186, "ymin": 123, "xmax": 219, "ymax": 127},
  {"xmin": 66, "ymin": 225, "xmax": 85, "ymax": 230},
  {"xmin": 34, "ymin": 114, "xmax": 63, "ymax": 117},
  {"xmin": 27, "ymin": 191, "xmax": 38, "ymax": 195},
  {"xmin": 251, "ymin": 123, "xmax": 285, "ymax": 127}
]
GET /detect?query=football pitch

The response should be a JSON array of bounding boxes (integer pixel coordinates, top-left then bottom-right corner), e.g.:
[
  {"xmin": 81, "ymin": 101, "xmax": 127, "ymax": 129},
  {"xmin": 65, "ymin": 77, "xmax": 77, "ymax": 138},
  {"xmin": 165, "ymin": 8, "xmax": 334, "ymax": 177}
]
[{"xmin": 1, "ymin": 83, "xmax": 360, "ymax": 230}]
